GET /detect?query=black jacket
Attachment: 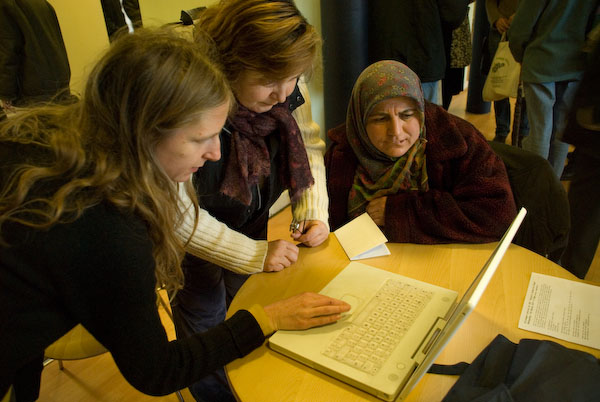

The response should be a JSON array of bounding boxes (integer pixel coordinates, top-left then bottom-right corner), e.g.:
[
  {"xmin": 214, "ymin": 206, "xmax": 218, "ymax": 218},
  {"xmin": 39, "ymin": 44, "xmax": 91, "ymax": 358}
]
[
  {"xmin": 0, "ymin": 0, "xmax": 71, "ymax": 106},
  {"xmin": 367, "ymin": 0, "xmax": 469, "ymax": 82}
]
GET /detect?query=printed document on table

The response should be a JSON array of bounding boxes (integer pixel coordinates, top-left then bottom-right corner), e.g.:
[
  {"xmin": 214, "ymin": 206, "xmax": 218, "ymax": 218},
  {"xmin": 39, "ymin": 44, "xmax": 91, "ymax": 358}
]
[{"xmin": 518, "ymin": 272, "xmax": 600, "ymax": 349}]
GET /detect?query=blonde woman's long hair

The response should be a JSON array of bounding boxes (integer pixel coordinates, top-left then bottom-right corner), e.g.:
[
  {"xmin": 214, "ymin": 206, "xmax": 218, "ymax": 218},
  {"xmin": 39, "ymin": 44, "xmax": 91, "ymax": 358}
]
[{"xmin": 0, "ymin": 28, "xmax": 233, "ymax": 296}]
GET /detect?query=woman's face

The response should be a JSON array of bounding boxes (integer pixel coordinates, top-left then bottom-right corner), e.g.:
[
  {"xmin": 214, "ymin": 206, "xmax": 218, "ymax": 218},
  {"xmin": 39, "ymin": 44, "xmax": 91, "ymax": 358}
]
[
  {"xmin": 232, "ymin": 70, "xmax": 300, "ymax": 113},
  {"xmin": 155, "ymin": 101, "xmax": 229, "ymax": 182},
  {"xmin": 365, "ymin": 96, "xmax": 421, "ymax": 158}
]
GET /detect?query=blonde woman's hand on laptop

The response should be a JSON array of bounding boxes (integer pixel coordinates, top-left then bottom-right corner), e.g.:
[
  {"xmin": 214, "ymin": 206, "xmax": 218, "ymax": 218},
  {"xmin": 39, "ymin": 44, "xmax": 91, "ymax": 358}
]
[{"xmin": 264, "ymin": 292, "xmax": 351, "ymax": 330}]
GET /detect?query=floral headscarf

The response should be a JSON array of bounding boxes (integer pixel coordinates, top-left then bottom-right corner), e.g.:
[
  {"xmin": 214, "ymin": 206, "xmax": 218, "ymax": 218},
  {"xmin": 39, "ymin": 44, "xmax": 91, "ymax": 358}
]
[{"xmin": 347, "ymin": 60, "xmax": 429, "ymax": 218}]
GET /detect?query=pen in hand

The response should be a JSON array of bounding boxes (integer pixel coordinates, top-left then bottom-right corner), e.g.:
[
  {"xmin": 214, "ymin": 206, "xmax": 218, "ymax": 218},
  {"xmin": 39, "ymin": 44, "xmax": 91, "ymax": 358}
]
[
  {"xmin": 290, "ymin": 219, "xmax": 308, "ymax": 246},
  {"xmin": 290, "ymin": 219, "xmax": 329, "ymax": 248},
  {"xmin": 290, "ymin": 219, "xmax": 307, "ymax": 235}
]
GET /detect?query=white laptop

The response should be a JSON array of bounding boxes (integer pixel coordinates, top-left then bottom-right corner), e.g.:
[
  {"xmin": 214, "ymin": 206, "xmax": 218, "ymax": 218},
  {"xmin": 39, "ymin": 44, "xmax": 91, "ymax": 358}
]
[{"xmin": 269, "ymin": 208, "xmax": 527, "ymax": 401}]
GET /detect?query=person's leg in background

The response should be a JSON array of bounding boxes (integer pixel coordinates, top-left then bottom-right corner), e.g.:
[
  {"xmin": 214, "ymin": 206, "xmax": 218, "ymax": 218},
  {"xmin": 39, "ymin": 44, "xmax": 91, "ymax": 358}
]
[
  {"xmin": 547, "ymin": 80, "xmax": 577, "ymax": 178},
  {"xmin": 561, "ymin": 149, "xmax": 600, "ymax": 279},
  {"xmin": 442, "ymin": 84, "xmax": 453, "ymax": 110},
  {"xmin": 493, "ymin": 98, "xmax": 511, "ymax": 142},
  {"xmin": 421, "ymin": 80, "xmax": 441, "ymax": 105},
  {"xmin": 522, "ymin": 81, "xmax": 556, "ymax": 166},
  {"xmin": 442, "ymin": 66, "xmax": 466, "ymax": 111},
  {"xmin": 486, "ymin": 28, "xmax": 512, "ymax": 144},
  {"xmin": 170, "ymin": 258, "xmax": 236, "ymax": 402},
  {"xmin": 517, "ymin": 96, "xmax": 529, "ymax": 146}
]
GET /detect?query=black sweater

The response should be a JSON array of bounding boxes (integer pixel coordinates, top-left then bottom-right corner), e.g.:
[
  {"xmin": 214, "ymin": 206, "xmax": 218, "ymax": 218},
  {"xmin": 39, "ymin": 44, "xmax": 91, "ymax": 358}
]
[{"xmin": 0, "ymin": 146, "xmax": 265, "ymax": 400}]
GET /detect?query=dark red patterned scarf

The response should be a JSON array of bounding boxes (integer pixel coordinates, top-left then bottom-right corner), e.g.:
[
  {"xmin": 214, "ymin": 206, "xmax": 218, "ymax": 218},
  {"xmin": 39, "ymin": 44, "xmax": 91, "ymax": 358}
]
[{"xmin": 220, "ymin": 101, "xmax": 314, "ymax": 205}]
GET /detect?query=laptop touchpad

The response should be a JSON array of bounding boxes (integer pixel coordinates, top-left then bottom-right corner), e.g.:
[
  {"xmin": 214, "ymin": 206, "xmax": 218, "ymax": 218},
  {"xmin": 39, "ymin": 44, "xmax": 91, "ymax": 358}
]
[{"xmin": 339, "ymin": 294, "xmax": 362, "ymax": 319}]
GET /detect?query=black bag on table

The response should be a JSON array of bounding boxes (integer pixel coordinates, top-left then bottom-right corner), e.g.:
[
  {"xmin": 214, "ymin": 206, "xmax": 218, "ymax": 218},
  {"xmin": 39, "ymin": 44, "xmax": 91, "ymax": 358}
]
[{"xmin": 428, "ymin": 334, "xmax": 600, "ymax": 402}]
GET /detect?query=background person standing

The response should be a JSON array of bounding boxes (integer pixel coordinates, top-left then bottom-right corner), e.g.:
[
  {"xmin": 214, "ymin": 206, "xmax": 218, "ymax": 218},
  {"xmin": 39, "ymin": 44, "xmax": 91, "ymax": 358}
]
[
  {"xmin": 485, "ymin": 0, "xmax": 529, "ymax": 144},
  {"xmin": 367, "ymin": 0, "xmax": 469, "ymax": 105},
  {"xmin": 560, "ymin": 27, "xmax": 600, "ymax": 279},
  {"xmin": 508, "ymin": 0, "xmax": 599, "ymax": 177}
]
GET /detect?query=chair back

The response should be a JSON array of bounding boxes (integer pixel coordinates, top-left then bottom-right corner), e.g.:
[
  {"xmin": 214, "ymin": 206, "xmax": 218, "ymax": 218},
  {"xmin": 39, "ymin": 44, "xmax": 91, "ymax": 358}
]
[
  {"xmin": 44, "ymin": 324, "xmax": 107, "ymax": 361},
  {"xmin": 489, "ymin": 141, "xmax": 570, "ymax": 262},
  {"xmin": 1, "ymin": 386, "xmax": 15, "ymax": 402}
]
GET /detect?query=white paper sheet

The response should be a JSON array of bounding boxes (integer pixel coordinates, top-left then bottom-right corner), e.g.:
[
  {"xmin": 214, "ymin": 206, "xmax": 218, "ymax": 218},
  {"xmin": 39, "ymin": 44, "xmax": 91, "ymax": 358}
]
[
  {"xmin": 518, "ymin": 272, "xmax": 600, "ymax": 350},
  {"xmin": 334, "ymin": 213, "xmax": 389, "ymax": 260},
  {"xmin": 349, "ymin": 243, "xmax": 390, "ymax": 260}
]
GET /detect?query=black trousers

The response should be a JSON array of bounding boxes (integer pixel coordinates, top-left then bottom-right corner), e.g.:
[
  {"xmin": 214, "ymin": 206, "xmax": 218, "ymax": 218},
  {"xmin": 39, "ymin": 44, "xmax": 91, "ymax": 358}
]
[{"xmin": 561, "ymin": 149, "xmax": 600, "ymax": 279}]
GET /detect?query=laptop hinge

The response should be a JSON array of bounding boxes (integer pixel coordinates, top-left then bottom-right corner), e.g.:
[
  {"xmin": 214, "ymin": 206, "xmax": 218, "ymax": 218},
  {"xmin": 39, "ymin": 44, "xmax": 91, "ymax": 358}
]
[{"xmin": 411, "ymin": 317, "xmax": 447, "ymax": 363}]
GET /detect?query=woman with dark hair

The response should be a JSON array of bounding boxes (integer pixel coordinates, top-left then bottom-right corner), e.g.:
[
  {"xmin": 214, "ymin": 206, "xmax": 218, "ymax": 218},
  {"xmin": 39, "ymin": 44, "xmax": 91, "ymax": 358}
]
[
  {"xmin": 172, "ymin": 1, "xmax": 331, "ymax": 399},
  {"xmin": 0, "ymin": 28, "xmax": 348, "ymax": 402}
]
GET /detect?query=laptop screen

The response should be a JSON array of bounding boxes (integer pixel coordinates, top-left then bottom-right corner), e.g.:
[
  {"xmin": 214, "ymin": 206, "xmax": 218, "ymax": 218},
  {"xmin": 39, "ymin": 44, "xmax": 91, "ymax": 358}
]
[{"xmin": 398, "ymin": 207, "xmax": 527, "ymax": 400}]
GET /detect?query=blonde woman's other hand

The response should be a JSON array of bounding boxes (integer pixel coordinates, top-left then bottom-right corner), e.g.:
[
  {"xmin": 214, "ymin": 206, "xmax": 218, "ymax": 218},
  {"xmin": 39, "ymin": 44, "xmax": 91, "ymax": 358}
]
[{"xmin": 264, "ymin": 240, "xmax": 298, "ymax": 272}]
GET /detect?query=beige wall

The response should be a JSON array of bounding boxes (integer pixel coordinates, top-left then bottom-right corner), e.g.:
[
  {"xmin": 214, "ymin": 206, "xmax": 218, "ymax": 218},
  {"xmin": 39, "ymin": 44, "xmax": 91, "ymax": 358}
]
[
  {"xmin": 50, "ymin": 0, "xmax": 325, "ymax": 137},
  {"xmin": 295, "ymin": 0, "xmax": 324, "ymax": 138},
  {"xmin": 48, "ymin": 0, "xmax": 110, "ymax": 95}
]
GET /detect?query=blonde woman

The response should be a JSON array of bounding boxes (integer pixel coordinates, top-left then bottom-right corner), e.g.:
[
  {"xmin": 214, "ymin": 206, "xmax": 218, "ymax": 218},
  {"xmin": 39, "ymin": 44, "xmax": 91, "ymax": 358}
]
[{"xmin": 0, "ymin": 28, "xmax": 348, "ymax": 402}]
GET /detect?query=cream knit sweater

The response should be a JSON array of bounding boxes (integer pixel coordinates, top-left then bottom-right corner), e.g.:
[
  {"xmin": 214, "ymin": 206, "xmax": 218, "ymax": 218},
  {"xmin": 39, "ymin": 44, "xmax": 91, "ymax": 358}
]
[{"xmin": 176, "ymin": 80, "xmax": 329, "ymax": 274}]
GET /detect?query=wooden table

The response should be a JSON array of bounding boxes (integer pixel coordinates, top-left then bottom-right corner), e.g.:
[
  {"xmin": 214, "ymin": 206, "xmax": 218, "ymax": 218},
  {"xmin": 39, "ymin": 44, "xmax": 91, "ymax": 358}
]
[{"xmin": 226, "ymin": 235, "xmax": 599, "ymax": 401}]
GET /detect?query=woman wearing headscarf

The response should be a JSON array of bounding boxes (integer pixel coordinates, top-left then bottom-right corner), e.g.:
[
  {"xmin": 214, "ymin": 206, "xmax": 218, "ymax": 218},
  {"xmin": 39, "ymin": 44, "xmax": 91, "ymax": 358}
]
[{"xmin": 326, "ymin": 60, "xmax": 517, "ymax": 243}]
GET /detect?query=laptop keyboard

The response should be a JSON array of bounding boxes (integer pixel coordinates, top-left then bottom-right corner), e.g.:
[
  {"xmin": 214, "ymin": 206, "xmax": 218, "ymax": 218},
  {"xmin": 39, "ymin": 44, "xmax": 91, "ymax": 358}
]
[{"xmin": 322, "ymin": 279, "xmax": 433, "ymax": 375}]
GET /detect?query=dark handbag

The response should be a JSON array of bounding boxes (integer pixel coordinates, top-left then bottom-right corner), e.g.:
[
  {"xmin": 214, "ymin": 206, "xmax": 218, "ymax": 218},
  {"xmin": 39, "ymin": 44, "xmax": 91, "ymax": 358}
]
[{"xmin": 429, "ymin": 334, "xmax": 600, "ymax": 402}]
